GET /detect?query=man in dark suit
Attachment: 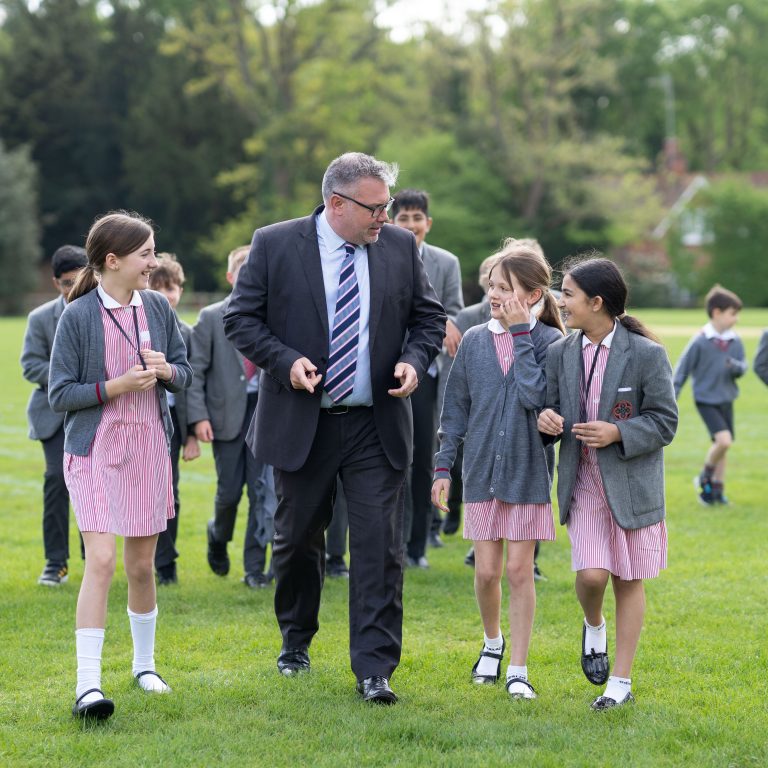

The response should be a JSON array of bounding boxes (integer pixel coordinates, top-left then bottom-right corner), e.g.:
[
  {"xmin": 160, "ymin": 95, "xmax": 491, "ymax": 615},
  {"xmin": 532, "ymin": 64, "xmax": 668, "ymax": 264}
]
[
  {"xmin": 21, "ymin": 245, "xmax": 87, "ymax": 586},
  {"xmin": 224, "ymin": 152, "xmax": 446, "ymax": 704}
]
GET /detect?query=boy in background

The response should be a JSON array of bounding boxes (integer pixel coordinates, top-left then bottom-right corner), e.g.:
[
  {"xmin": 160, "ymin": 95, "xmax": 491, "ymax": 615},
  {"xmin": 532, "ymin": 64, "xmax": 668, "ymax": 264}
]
[
  {"xmin": 187, "ymin": 246, "xmax": 276, "ymax": 587},
  {"xmin": 674, "ymin": 285, "xmax": 747, "ymax": 505},
  {"xmin": 148, "ymin": 254, "xmax": 200, "ymax": 585},
  {"xmin": 21, "ymin": 245, "xmax": 87, "ymax": 586}
]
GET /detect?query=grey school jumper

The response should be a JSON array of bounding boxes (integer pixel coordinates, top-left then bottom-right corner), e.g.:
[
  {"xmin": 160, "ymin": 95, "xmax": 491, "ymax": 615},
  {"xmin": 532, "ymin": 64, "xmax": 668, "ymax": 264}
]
[
  {"xmin": 673, "ymin": 331, "xmax": 747, "ymax": 404},
  {"xmin": 434, "ymin": 320, "xmax": 562, "ymax": 503},
  {"xmin": 48, "ymin": 288, "xmax": 192, "ymax": 456}
]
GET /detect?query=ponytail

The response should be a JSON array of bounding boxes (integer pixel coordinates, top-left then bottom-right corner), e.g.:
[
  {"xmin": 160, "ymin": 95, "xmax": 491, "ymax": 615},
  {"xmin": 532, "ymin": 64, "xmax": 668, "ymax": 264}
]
[
  {"xmin": 67, "ymin": 264, "xmax": 98, "ymax": 303},
  {"xmin": 618, "ymin": 313, "xmax": 659, "ymax": 343},
  {"xmin": 538, "ymin": 291, "xmax": 565, "ymax": 334}
]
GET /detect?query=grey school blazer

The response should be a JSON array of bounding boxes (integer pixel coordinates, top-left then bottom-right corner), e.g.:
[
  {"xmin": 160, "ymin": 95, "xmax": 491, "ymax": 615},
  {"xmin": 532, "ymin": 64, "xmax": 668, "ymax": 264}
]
[
  {"xmin": 21, "ymin": 295, "xmax": 66, "ymax": 441},
  {"xmin": 543, "ymin": 322, "xmax": 678, "ymax": 530},
  {"xmin": 185, "ymin": 297, "xmax": 250, "ymax": 442},
  {"xmin": 48, "ymin": 289, "xmax": 192, "ymax": 456}
]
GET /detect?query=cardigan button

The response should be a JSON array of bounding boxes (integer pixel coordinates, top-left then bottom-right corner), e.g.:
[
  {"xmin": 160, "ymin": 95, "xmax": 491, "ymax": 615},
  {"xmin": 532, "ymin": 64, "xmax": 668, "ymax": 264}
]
[{"xmin": 496, "ymin": 455, "xmax": 501, "ymax": 460}]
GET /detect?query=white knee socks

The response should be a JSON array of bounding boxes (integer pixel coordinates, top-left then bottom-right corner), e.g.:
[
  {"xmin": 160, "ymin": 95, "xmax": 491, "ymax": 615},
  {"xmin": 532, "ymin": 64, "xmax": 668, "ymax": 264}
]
[
  {"xmin": 128, "ymin": 605, "xmax": 168, "ymax": 692},
  {"xmin": 75, "ymin": 628, "xmax": 105, "ymax": 705}
]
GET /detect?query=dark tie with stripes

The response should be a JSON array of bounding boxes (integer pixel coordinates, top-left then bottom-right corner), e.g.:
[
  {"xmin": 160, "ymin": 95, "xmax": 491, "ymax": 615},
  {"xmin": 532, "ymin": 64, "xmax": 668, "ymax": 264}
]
[{"xmin": 325, "ymin": 243, "xmax": 360, "ymax": 403}]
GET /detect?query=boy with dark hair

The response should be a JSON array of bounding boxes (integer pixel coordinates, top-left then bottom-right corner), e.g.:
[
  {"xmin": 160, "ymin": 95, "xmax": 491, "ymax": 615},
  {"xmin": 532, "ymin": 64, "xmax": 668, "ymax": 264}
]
[
  {"xmin": 148, "ymin": 253, "xmax": 200, "ymax": 585},
  {"xmin": 674, "ymin": 284, "xmax": 747, "ymax": 505},
  {"xmin": 188, "ymin": 246, "xmax": 276, "ymax": 588},
  {"xmin": 21, "ymin": 245, "xmax": 87, "ymax": 586},
  {"xmin": 392, "ymin": 188, "xmax": 464, "ymax": 567}
]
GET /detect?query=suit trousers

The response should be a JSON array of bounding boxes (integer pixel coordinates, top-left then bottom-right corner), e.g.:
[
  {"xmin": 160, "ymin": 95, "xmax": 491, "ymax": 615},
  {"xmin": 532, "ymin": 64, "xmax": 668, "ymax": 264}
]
[
  {"xmin": 273, "ymin": 407, "xmax": 406, "ymax": 680},
  {"xmin": 210, "ymin": 392, "xmax": 270, "ymax": 575},
  {"xmin": 405, "ymin": 373, "xmax": 438, "ymax": 559},
  {"xmin": 155, "ymin": 406, "xmax": 181, "ymax": 570},
  {"xmin": 41, "ymin": 425, "xmax": 71, "ymax": 563},
  {"xmin": 326, "ymin": 480, "xmax": 349, "ymax": 558}
]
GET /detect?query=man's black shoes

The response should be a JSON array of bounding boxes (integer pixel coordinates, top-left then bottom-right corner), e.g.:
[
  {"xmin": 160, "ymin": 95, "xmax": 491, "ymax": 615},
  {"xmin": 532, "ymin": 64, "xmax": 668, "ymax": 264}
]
[
  {"xmin": 356, "ymin": 676, "xmax": 397, "ymax": 705},
  {"xmin": 277, "ymin": 647, "xmax": 310, "ymax": 677},
  {"xmin": 206, "ymin": 520, "xmax": 230, "ymax": 576}
]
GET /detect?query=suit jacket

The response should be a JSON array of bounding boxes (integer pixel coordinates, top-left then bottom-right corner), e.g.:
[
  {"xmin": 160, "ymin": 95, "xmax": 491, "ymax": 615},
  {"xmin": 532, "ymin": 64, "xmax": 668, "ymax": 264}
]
[
  {"xmin": 543, "ymin": 322, "xmax": 678, "ymax": 530},
  {"xmin": 223, "ymin": 206, "xmax": 447, "ymax": 472},
  {"xmin": 186, "ymin": 297, "xmax": 250, "ymax": 443},
  {"xmin": 753, "ymin": 329, "xmax": 768, "ymax": 387},
  {"xmin": 21, "ymin": 295, "xmax": 66, "ymax": 441}
]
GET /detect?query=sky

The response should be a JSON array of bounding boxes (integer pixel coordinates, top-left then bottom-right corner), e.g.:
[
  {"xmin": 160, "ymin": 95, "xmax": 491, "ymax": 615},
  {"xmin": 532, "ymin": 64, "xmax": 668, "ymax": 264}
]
[{"xmin": 375, "ymin": 0, "xmax": 496, "ymax": 42}]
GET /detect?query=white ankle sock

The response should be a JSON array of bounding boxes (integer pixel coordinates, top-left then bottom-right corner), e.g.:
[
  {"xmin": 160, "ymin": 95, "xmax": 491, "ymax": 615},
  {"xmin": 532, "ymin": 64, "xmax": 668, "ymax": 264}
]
[
  {"xmin": 506, "ymin": 665, "xmax": 534, "ymax": 697},
  {"xmin": 476, "ymin": 633, "xmax": 503, "ymax": 677},
  {"xmin": 584, "ymin": 617, "xmax": 607, "ymax": 655},
  {"xmin": 506, "ymin": 664, "xmax": 527, "ymax": 681},
  {"xmin": 603, "ymin": 675, "xmax": 631, "ymax": 702},
  {"xmin": 128, "ymin": 606, "xmax": 168, "ymax": 692},
  {"xmin": 76, "ymin": 628, "xmax": 105, "ymax": 705}
]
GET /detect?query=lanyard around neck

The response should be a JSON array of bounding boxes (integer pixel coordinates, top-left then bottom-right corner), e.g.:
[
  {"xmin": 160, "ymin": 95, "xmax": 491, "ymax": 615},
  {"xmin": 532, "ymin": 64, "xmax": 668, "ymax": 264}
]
[
  {"xmin": 96, "ymin": 292, "xmax": 147, "ymax": 370},
  {"xmin": 580, "ymin": 343, "xmax": 602, "ymax": 422}
]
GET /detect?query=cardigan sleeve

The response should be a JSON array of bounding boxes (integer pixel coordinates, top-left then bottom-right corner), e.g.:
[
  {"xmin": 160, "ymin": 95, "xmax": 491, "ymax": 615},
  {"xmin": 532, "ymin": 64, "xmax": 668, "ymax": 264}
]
[
  {"xmin": 433, "ymin": 335, "xmax": 471, "ymax": 479},
  {"xmin": 158, "ymin": 299, "xmax": 193, "ymax": 394},
  {"xmin": 48, "ymin": 307, "xmax": 106, "ymax": 413}
]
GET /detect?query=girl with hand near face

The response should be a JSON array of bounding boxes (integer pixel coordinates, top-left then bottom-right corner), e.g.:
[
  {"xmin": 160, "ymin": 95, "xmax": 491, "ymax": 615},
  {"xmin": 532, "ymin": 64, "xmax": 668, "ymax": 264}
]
[
  {"xmin": 48, "ymin": 211, "xmax": 192, "ymax": 720},
  {"xmin": 537, "ymin": 256, "xmax": 677, "ymax": 710},
  {"xmin": 432, "ymin": 242, "xmax": 564, "ymax": 700}
]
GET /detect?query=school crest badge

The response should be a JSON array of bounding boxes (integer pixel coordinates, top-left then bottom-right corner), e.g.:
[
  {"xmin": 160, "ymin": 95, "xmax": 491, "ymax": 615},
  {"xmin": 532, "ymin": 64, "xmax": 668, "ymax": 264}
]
[{"xmin": 612, "ymin": 400, "xmax": 633, "ymax": 420}]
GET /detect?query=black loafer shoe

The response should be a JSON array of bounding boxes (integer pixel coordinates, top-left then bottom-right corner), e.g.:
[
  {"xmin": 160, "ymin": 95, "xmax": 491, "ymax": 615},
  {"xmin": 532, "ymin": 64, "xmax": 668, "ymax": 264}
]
[
  {"xmin": 277, "ymin": 646, "xmax": 310, "ymax": 676},
  {"xmin": 581, "ymin": 624, "xmax": 610, "ymax": 685},
  {"xmin": 206, "ymin": 521, "xmax": 229, "ymax": 576},
  {"xmin": 72, "ymin": 688, "xmax": 114, "ymax": 719},
  {"xmin": 591, "ymin": 691, "xmax": 635, "ymax": 710},
  {"xmin": 356, "ymin": 676, "xmax": 397, "ymax": 704},
  {"xmin": 471, "ymin": 636, "xmax": 505, "ymax": 685}
]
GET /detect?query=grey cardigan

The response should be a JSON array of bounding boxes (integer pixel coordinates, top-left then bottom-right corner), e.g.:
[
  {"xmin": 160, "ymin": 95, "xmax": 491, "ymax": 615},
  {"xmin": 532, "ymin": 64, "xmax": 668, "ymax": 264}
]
[
  {"xmin": 673, "ymin": 331, "xmax": 747, "ymax": 403},
  {"xmin": 543, "ymin": 323, "xmax": 678, "ymax": 530},
  {"xmin": 48, "ymin": 289, "xmax": 193, "ymax": 456},
  {"xmin": 434, "ymin": 320, "xmax": 563, "ymax": 503}
]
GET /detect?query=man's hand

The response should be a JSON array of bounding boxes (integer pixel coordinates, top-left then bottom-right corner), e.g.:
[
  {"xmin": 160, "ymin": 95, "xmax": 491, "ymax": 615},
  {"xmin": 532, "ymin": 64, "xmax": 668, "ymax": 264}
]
[
  {"xmin": 194, "ymin": 420, "xmax": 214, "ymax": 442},
  {"xmin": 388, "ymin": 362, "xmax": 418, "ymax": 398},
  {"xmin": 290, "ymin": 357, "xmax": 323, "ymax": 393},
  {"xmin": 537, "ymin": 408, "xmax": 564, "ymax": 436},
  {"xmin": 572, "ymin": 420, "xmax": 621, "ymax": 449},
  {"xmin": 444, "ymin": 319, "xmax": 462, "ymax": 358}
]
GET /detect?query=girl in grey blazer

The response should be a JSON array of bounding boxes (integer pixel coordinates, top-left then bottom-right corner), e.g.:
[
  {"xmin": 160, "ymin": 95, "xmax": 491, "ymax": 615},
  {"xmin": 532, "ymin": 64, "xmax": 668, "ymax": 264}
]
[
  {"xmin": 432, "ymin": 245, "xmax": 564, "ymax": 700},
  {"xmin": 538, "ymin": 257, "xmax": 677, "ymax": 711},
  {"xmin": 49, "ymin": 212, "xmax": 192, "ymax": 721}
]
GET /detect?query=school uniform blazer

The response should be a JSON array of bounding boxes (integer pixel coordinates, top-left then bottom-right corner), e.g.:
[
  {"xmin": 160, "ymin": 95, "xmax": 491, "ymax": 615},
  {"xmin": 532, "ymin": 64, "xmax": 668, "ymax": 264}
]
[
  {"xmin": 543, "ymin": 322, "xmax": 678, "ymax": 530},
  {"xmin": 185, "ymin": 297, "xmax": 250, "ymax": 442},
  {"xmin": 48, "ymin": 289, "xmax": 193, "ymax": 456},
  {"xmin": 172, "ymin": 318, "xmax": 192, "ymax": 444},
  {"xmin": 20, "ymin": 295, "xmax": 66, "ymax": 441},
  {"xmin": 222, "ymin": 206, "xmax": 447, "ymax": 473}
]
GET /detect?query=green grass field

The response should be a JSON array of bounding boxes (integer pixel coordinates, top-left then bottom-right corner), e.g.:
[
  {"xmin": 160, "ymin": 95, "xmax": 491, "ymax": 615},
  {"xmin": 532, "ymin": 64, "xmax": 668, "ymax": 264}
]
[{"xmin": 1, "ymin": 310, "xmax": 766, "ymax": 768}]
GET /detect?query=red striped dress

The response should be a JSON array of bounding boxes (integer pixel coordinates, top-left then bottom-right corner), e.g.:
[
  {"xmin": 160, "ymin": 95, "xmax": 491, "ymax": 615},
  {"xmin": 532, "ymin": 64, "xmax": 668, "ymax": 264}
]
[
  {"xmin": 464, "ymin": 324, "xmax": 555, "ymax": 542},
  {"xmin": 567, "ymin": 340, "xmax": 667, "ymax": 580},
  {"xmin": 64, "ymin": 296, "xmax": 174, "ymax": 537}
]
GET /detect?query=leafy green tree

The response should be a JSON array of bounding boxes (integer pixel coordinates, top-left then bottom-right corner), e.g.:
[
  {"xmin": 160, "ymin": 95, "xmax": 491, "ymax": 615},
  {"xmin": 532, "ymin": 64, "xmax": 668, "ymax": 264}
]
[{"xmin": 0, "ymin": 139, "xmax": 40, "ymax": 312}]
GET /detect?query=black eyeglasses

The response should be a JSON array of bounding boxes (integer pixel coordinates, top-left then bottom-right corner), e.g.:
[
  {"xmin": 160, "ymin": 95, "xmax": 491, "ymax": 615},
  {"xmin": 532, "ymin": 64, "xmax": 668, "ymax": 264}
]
[
  {"xmin": 332, "ymin": 190, "xmax": 394, "ymax": 219},
  {"xmin": 57, "ymin": 278, "xmax": 77, "ymax": 288}
]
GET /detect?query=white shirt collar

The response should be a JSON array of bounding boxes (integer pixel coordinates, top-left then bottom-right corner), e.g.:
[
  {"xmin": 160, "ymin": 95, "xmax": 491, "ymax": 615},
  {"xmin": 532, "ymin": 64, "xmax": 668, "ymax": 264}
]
[
  {"xmin": 702, "ymin": 322, "xmax": 736, "ymax": 341},
  {"xmin": 97, "ymin": 283, "xmax": 142, "ymax": 308},
  {"xmin": 487, "ymin": 315, "xmax": 538, "ymax": 335},
  {"xmin": 581, "ymin": 321, "xmax": 618, "ymax": 348},
  {"xmin": 317, "ymin": 211, "xmax": 351, "ymax": 255}
]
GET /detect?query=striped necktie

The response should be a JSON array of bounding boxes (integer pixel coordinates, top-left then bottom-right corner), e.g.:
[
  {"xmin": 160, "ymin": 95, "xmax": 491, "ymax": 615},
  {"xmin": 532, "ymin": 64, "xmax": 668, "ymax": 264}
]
[{"xmin": 325, "ymin": 243, "xmax": 360, "ymax": 403}]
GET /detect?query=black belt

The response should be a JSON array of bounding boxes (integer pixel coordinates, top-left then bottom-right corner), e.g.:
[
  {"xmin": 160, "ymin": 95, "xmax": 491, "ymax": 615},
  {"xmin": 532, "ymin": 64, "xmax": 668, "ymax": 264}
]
[{"xmin": 321, "ymin": 405, "xmax": 370, "ymax": 415}]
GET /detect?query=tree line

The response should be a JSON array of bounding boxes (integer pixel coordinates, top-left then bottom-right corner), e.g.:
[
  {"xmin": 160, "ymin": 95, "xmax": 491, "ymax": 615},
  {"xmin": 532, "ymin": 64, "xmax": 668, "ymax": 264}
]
[{"xmin": 2, "ymin": 0, "xmax": 767, "ymax": 310}]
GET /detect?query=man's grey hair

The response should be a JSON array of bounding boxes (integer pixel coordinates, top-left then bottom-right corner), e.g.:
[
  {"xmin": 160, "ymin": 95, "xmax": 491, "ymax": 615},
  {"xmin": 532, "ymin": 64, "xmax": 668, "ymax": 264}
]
[{"xmin": 321, "ymin": 152, "xmax": 399, "ymax": 202}]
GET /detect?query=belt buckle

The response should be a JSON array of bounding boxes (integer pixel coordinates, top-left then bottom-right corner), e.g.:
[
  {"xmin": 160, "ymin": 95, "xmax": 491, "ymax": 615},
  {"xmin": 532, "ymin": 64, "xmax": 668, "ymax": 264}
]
[{"xmin": 326, "ymin": 405, "xmax": 349, "ymax": 415}]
